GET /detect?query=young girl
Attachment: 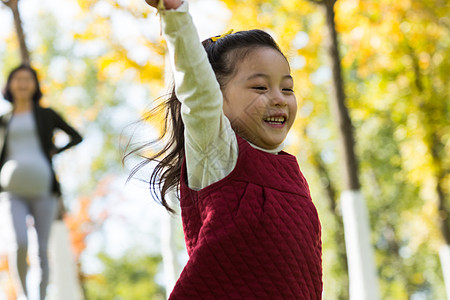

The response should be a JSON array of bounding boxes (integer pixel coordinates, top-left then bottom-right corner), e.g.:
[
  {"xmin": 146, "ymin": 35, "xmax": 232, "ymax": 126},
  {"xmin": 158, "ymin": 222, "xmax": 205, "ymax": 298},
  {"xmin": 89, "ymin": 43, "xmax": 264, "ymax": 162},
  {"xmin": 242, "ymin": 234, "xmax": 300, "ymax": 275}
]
[{"xmin": 143, "ymin": 0, "xmax": 322, "ymax": 298}]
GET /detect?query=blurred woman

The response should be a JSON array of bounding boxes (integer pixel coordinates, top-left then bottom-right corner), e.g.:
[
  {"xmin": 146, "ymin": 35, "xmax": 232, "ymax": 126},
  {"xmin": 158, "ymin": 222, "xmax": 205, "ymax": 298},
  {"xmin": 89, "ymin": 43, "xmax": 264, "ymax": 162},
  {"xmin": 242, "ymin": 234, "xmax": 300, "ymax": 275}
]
[{"xmin": 0, "ymin": 64, "xmax": 82, "ymax": 300}]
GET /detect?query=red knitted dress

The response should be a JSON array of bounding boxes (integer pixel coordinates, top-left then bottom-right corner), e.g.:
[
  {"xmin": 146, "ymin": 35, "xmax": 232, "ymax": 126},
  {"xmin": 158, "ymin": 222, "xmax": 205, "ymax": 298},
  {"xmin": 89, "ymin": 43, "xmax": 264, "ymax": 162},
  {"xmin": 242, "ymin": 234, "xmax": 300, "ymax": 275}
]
[{"xmin": 170, "ymin": 136, "xmax": 322, "ymax": 299}]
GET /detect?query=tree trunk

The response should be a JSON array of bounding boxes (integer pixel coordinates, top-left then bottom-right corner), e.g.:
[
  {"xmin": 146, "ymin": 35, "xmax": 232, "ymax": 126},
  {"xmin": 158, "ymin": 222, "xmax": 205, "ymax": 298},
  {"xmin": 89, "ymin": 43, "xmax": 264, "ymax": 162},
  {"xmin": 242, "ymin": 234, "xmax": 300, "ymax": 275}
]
[
  {"xmin": 436, "ymin": 168, "xmax": 450, "ymax": 298},
  {"xmin": 320, "ymin": 0, "xmax": 380, "ymax": 298},
  {"xmin": 161, "ymin": 198, "xmax": 182, "ymax": 299},
  {"xmin": 3, "ymin": 0, "xmax": 30, "ymax": 65},
  {"xmin": 322, "ymin": 0, "xmax": 359, "ymax": 191},
  {"xmin": 309, "ymin": 148, "xmax": 349, "ymax": 299},
  {"xmin": 406, "ymin": 39, "xmax": 450, "ymax": 296},
  {"xmin": 440, "ymin": 245, "xmax": 450, "ymax": 300},
  {"xmin": 49, "ymin": 221, "xmax": 85, "ymax": 300}
]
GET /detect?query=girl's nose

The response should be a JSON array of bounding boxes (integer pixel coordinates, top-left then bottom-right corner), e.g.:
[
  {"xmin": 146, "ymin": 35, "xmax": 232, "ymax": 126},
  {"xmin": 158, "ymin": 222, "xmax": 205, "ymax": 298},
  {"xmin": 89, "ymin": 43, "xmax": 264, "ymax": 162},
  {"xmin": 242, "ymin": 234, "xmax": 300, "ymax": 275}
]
[{"xmin": 270, "ymin": 90, "xmax": 288, "ymax": 107}]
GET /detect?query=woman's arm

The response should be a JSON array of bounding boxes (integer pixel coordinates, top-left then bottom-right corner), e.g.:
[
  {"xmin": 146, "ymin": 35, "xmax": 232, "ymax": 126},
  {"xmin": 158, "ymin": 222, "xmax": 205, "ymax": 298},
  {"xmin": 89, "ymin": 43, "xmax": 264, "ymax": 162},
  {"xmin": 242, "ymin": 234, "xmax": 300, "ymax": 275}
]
[
  {"xmin": 158, "ymin": 1, "xmax": 238, "ymax": 190},
  {"xmin": 50, "ymin": 109, "xmax": 82, "ymax": 154}
]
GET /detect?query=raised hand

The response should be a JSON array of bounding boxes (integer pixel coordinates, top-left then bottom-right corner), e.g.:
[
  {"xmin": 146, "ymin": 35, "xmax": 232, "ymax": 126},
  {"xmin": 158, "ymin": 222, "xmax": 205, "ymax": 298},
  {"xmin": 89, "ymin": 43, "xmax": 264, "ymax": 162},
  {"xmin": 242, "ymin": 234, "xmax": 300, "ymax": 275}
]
[{"xmin": 144, "ymin": 0, "xmax": 182, "ymax": 10}]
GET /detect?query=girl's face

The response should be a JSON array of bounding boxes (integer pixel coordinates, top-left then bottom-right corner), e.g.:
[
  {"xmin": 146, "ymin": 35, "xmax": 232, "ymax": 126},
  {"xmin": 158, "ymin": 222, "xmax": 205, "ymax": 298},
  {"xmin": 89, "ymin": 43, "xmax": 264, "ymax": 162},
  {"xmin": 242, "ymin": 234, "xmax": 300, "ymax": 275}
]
[
  {"xmin": 9, "ymin": 69, "xmax": 37, "ymax": 103},
  {"xmin": 222, "ymin": 47, "xmax": 297, "ymax": 150}
]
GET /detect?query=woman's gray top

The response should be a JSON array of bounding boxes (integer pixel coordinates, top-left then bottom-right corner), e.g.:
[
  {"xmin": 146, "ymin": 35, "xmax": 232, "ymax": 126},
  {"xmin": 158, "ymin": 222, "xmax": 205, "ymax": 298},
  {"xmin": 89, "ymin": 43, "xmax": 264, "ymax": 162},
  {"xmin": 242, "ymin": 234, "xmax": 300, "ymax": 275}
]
[{"xmin": 0, "ymin": 111, "xmax": 52, "ymax": 197}]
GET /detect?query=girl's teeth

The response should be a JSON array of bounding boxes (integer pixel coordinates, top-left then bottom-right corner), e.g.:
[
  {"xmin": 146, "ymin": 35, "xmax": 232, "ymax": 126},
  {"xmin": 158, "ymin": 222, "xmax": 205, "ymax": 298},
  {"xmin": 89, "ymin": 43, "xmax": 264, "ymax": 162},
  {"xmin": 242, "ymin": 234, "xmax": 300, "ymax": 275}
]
[{"xmin": 265, "ymin": 117, "xmax": 285, "ymax": 123}]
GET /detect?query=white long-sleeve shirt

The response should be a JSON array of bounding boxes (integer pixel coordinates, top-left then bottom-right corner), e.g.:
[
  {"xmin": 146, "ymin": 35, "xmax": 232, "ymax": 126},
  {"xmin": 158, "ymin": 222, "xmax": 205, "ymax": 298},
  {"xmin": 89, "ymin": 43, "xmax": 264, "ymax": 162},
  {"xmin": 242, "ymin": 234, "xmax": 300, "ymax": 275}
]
[{"xmin": 160, "ymin": 2, "xmax": 283, "ymax": 190}]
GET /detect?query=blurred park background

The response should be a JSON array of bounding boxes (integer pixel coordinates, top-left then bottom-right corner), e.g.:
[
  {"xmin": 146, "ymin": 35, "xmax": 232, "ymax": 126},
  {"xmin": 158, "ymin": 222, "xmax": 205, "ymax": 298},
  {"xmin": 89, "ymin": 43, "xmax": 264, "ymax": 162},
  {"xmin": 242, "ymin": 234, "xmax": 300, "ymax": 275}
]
[{"xmin": 0, "ymin": 0, "xmax": 449, "ymax": 299}]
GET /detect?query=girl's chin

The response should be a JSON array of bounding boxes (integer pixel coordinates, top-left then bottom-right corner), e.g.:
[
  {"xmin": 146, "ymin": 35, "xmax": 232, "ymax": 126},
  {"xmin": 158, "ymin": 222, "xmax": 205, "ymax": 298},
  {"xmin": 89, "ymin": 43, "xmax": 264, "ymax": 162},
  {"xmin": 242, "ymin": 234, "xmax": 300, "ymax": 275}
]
[
  {"xmin": 253, "ymin": 138, "xmax": 285, "ymax": 150},
  {"xmin": 236, "ymin": 129, "xmax": 285, "ymax": 149}
]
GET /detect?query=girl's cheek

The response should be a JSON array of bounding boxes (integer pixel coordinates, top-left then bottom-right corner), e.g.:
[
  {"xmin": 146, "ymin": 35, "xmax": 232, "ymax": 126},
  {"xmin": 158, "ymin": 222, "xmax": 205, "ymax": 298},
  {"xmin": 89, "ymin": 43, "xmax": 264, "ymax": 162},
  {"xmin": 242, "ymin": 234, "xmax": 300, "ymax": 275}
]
[{"xmin": 250, "ymin": 95, "xmax": 266, "ymax": 108}]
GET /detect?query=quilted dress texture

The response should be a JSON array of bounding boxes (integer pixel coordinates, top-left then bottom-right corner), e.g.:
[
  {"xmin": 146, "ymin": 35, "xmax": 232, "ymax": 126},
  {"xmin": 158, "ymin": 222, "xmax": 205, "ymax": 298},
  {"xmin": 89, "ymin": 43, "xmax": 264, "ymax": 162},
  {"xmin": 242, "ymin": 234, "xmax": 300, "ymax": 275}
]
[{"xmin": 170, "ymin": 136, "xmax": 322, "ymax": 299}]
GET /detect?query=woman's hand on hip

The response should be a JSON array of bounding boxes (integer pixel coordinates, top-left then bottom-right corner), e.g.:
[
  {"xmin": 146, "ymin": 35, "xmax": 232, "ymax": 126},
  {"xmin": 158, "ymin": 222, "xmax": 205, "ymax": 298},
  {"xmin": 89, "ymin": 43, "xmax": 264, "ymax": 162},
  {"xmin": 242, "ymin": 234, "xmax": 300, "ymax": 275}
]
[{"xmin": 144, "ymin": 0, "xmax": 182, "ymax": 10}]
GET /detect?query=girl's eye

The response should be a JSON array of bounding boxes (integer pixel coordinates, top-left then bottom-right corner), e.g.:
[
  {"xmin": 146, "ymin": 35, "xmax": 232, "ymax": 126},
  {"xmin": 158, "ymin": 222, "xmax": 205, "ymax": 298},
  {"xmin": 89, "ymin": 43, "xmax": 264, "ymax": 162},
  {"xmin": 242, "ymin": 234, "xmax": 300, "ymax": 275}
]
[
  {"xmin": 252, "ymin": 86, "xmax": 268, "ymax": 91},
  {"xmin": 283, "ymin": 88, "xmax": 294, "ymax": 93}
]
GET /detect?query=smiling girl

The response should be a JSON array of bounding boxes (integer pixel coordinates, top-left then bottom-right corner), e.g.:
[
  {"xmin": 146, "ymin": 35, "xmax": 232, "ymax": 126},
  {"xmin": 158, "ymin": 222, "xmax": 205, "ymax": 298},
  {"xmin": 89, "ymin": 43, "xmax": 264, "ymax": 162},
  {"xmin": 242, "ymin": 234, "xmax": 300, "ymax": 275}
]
[{"xmin": 141, "ymin": 1, "xmax": 323, "ymax": 298}]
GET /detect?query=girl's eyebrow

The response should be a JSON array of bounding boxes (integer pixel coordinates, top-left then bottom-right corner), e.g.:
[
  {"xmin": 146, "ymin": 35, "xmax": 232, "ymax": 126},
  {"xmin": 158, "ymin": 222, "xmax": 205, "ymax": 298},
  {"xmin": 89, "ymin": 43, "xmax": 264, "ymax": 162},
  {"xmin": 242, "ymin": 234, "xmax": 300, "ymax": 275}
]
[{"xmin": 246, "ymin": 73, "xmax": 293, "ymax": 81}]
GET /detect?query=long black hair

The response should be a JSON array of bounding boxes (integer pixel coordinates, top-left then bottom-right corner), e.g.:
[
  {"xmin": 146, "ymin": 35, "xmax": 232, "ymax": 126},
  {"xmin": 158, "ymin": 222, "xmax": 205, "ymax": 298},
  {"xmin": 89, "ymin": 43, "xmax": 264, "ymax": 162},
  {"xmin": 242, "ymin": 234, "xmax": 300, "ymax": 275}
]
[
  {"xmin": 128, "ymin": 29, "xmax": 286, "ymax": 213},
  {"xmin": 2, "ymin": 64, "xmax": 43, "ymax": 104}
]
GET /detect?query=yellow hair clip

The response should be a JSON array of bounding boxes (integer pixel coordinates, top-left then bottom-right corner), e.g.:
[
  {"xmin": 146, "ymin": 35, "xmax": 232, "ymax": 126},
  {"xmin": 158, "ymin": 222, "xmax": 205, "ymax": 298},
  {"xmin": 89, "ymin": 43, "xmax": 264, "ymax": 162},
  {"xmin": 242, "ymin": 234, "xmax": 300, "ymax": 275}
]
[{"xmin": 211, "ymin": 29, "xmax": 234, "ymax": 42}]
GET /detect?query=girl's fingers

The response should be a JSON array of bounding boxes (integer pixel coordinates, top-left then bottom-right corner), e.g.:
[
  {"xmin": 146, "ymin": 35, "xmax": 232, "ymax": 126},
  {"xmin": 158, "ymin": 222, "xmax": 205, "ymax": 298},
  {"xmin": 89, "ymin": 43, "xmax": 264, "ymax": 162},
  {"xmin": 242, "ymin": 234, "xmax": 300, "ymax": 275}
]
[
  {"xmin": 144, "ymin": 0, "xmax": 182, "ymax": 10},
  {"xmin": 144, "ymin": 0, "xmax": 159, "ymax": 8},
  {"xmin": 165, "ymin": 0, "xmax": 182, "ymax": 9}
]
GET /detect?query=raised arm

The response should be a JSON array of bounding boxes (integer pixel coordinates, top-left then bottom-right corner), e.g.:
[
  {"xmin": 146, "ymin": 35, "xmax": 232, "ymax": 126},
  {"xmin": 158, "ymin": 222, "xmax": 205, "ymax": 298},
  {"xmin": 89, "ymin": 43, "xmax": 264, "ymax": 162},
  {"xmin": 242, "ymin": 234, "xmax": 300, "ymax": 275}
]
[{"xmin": 149, "ymin": 1, "xmax": 238, "ymax": 190}]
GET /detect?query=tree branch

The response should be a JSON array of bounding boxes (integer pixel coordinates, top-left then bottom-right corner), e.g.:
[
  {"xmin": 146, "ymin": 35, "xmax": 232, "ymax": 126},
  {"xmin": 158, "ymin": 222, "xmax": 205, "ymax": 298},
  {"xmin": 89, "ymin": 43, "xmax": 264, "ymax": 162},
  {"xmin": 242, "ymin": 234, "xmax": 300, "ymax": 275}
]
[
  {"xmin": 3, "ymin": 0, "xmax": 30, "ymax": 65},
  {"xmin": 2, "ymin": 0, "xmax": 18, "ymax": 8}
]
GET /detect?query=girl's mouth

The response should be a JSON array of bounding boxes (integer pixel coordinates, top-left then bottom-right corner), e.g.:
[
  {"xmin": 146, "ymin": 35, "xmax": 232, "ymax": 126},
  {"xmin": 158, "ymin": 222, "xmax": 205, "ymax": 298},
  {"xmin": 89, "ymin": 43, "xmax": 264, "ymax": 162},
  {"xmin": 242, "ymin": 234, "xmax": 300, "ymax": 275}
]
[
  {"xmin": 263, "ymin": 116, "xmax": 286, "ymax": 125},
  {"xmin": 263, "ymin": 116, "xmax": 286, "ymax": 128}
]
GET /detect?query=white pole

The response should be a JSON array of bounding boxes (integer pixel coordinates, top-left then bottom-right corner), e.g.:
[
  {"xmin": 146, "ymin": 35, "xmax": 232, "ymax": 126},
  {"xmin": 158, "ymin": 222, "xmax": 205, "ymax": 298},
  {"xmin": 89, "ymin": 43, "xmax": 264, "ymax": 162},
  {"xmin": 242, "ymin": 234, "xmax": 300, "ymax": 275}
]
[
  {"xmin": 439, "ymin": 244, "xmax": 450, "ymax": 300},
  {"xmin": 49, "ymin": 220, "xmax": 83, "ymax": 300},
  {"xmin": 341, "ymin": 190, "xmax": 380, "ymax": 300},
  {"xmin": 161, "ymin": 190, "xmax": 182, "ymax": 299}
]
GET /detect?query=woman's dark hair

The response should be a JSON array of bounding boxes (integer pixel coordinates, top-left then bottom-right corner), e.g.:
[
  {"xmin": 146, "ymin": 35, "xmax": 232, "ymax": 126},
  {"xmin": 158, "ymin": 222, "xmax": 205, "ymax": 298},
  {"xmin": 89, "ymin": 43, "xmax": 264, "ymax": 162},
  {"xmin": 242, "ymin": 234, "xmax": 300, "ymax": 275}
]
[
  {"xmin": 128, "ymin": 29, "xmax": 285, "ymax": 213},
  {"xmin": 2, "ymin": 64, "xmax": 43, "ymax": 104}
]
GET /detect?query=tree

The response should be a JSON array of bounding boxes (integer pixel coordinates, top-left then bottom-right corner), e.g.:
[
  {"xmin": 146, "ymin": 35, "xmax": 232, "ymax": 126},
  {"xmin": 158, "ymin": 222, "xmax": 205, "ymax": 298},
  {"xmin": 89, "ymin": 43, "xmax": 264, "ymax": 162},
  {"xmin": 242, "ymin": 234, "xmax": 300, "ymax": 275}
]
[
  {"xmin": 83, "ymin": 250, "xmax": 165, "ymax": 300},
  {"xmin": 220, "ymin": 0, "xmax": 449, "ymax": 298},
  {"xmin": 2, "ymin": 0, "xmax": 448, "ymax": 298},
  {"xmin": 1, "ymin": 0, "xmax": 30, "ymax": 64},
  {"xmin": 310, "ymin": 0, "xmax": 380, "ymax": 298}
]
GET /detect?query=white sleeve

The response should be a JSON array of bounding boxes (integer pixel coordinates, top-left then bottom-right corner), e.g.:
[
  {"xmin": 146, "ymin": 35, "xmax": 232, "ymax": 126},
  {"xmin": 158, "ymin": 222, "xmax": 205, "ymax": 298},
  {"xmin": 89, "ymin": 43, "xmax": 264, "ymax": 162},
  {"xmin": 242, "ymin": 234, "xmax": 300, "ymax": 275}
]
[{"xmin": 160, "ymin": 2, "xmax": 238, "ymax": 190}]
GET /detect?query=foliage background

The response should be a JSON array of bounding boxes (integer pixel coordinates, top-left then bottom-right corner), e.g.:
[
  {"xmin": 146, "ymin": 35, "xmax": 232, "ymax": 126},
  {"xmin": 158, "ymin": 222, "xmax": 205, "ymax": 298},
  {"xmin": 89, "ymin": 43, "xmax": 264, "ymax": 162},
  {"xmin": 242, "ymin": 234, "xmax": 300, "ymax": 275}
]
[{"xmin": 0, "ymin": 0, "xmax": 449, "ymax": 299}]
